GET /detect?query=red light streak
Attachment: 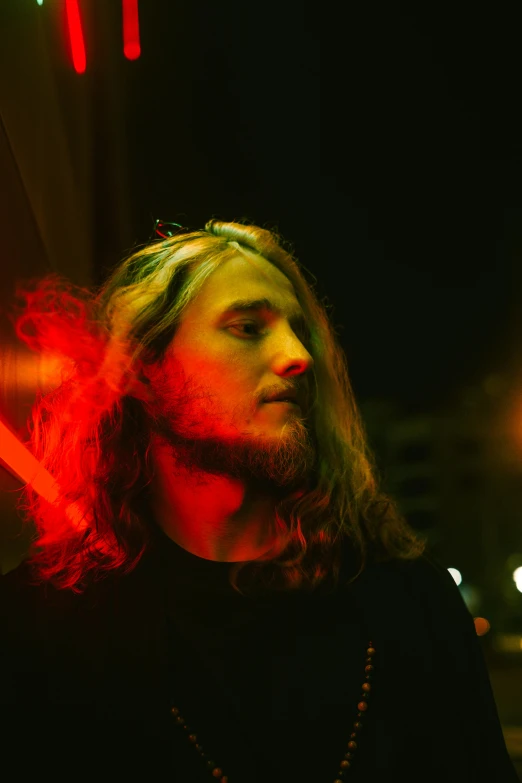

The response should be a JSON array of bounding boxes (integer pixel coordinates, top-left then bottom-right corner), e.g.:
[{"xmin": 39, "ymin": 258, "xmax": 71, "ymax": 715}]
[
  {"xmin": 0, "ymin": 417, "xmax": 87, "ymax": 531},
  {"xmin": 123, "ymin": 0, "xmax": 141, "ymax": 61},
  {"xmin": 66, "ymin": 0, "xmax": 87, "ymax": 74}
]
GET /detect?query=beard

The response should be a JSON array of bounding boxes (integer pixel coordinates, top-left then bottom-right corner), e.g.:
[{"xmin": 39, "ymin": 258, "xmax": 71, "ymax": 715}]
[
  {"xmin": 143, "ymin": 376, "xmax": 317, "ymax": 496},
  {"xmin": 152, "ymin": 415, "xmax": 316, "ymax": 494}
]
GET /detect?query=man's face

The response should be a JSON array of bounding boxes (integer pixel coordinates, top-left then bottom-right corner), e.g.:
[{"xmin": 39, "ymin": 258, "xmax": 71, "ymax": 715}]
[{"xmin": 144, "ymin": 250, "xmax": 317, "ymax": 493}]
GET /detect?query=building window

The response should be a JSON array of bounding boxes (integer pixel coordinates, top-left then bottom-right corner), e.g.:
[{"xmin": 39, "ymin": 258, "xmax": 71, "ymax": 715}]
[
  {"xmin": 454, "ymin": 473, "xmax": 482, "ymax": 492},
  {"xmin": 397, "ymin": 442, "xmax": 431, "ymax": 462},
  {"xmin": 453, "ymin": 437, "xmax": 481, "ymax": 457},
  {"xmin": 398, "ymin": 476, "xmax": 434, "ymax": 497}
]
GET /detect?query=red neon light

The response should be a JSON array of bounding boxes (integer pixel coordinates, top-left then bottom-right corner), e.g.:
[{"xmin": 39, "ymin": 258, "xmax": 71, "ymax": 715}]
[
  {"xmin": 123, "ymin": 0, "xmax": 141, "ymax": 61},
  {"xmin": 0, "ymin": 418, "xmax": 87, "ymax": 531},
  {"xmin": 66, "ymin": 0, "xmax": 86, "ymax": 74}
]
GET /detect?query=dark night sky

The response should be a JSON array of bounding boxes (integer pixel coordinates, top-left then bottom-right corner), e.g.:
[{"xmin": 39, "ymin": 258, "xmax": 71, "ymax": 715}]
[{"xmin": 112, "ymin": 1, "xmax": 521, "ymax": 411}]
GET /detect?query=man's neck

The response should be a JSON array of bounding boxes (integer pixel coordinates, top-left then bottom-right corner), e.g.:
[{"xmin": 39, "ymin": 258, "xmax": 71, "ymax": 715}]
[{"xmin": 149, "ymin": 447, "xmax": 279, "ymax": 563}]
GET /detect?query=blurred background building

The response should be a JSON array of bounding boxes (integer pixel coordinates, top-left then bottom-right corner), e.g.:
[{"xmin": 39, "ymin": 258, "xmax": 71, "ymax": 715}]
[{"xmin": 362, "ymin": 373, "xmax": 522, "ymax": 644}]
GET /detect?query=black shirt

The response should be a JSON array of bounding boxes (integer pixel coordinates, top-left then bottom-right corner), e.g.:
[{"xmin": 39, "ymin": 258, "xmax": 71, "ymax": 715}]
[{"xmin": 1, "ymin": 529, "xmax": 518, "ymax": 783}]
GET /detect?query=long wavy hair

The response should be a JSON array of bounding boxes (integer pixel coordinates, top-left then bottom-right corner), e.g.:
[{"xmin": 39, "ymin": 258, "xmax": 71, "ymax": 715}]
[{"xmin": 10, "ymin": 218, "xmax": 427, "ymax": 594}]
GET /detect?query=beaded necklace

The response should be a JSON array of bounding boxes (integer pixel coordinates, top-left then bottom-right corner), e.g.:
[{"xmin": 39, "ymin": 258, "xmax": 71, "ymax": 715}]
[{"xmin": 169, "ymin": 640, "xmax": 376, "ymax": 782}]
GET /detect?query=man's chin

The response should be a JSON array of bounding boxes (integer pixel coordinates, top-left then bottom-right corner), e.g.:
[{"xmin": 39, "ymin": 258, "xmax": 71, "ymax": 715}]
[
  {"xmin": 228, "ymin": 458, "xmax": 315, "ymax": 494},
  {"xmin": 153, "ymin": 426, "xmax": 316, "ymax": 489}
]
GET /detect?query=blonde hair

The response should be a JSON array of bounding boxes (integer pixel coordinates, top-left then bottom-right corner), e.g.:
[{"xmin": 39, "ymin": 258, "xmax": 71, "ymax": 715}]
[{"xmin": 12, "ymin": 218, "xmax": 427, "ymax": 594}]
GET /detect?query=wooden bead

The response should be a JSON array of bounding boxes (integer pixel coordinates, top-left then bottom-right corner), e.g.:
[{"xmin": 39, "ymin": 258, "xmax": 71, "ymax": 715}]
[{"xmin": 171, "ymin": 642, "xmax": 375, "ymax": 783}]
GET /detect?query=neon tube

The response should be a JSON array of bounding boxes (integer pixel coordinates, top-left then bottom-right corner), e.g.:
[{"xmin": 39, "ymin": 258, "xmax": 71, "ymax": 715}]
[
  {"xmin": 66, "ymin": 0, "xmax": 87, "ymax": 74},
  {"xmin": 123, "ymin": 0, "xmax": 141, "ymax": 61},
  {"xmin": 0, "ymin": 418, "xmax": 87, "ymax": 530}
]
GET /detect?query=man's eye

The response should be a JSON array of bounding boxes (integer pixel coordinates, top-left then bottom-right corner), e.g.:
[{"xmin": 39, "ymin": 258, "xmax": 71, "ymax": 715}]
[
  {"xmin": 229, "ymin": 322, "xmax": 262, "ymax": 336},
  {"xmin": 229, "ymin": 322, "xmax": 311, "ymax": 345}
]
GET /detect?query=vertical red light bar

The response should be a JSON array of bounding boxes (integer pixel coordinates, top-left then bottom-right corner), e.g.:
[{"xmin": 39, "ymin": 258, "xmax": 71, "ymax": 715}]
[
  {"xmin": 65, "ymin": 0, "xmax": 86, "ymax": 74},
  {"xmin": 123, "ymin": 0, "xmax": 141, "ymax": 61}
]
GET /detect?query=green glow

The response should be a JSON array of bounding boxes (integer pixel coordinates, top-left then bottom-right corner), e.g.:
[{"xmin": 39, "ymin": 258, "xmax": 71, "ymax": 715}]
[{"xmin": 37, "ymin": 0, "xmax": 43, "ymax": 5}]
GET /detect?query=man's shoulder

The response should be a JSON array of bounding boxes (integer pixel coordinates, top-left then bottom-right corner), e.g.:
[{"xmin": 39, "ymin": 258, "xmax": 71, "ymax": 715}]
[
  {"xmin": 370, "ymin": 551, "xmax": 471, "ymax": 611},
  {"xmin": 346, "ymin": 549, "xmax": 476, "ymax": 647},
  {"xmin": 1, "ymin": 559, "xmax": 68, "ymax": 620},
  {"xmin": 0, "ymin": 558, "xmax": 115, "ymax": 621},
  {"xmin": 364, "ymin": 549, "xmax": 462, "ymax": 595},
  {"xmin": 390, "ymin": 551, "xmax": 469, "ymax": 610},
  {"xmin": 1, "ymin": 558, "xmax": 43, "ymax": 600}
]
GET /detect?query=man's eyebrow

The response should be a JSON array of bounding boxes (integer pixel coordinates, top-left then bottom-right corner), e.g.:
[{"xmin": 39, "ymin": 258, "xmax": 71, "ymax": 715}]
[{"xmin": 220, "ymin": 297, "xmax": 310, "ymax": 334}]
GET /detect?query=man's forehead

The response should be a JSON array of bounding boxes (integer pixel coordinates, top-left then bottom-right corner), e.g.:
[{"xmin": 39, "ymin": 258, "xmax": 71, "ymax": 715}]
[
  {"xmin": 213, "ymin": 251, "xmax": 293, "ymax": 289},
  {"xmin": 216, "ymin": 294, "xmax": 305, "ymax": 322},
  {"xmin": 200, "ymin": 253, "xmax": 302, "ymax": 314}
]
